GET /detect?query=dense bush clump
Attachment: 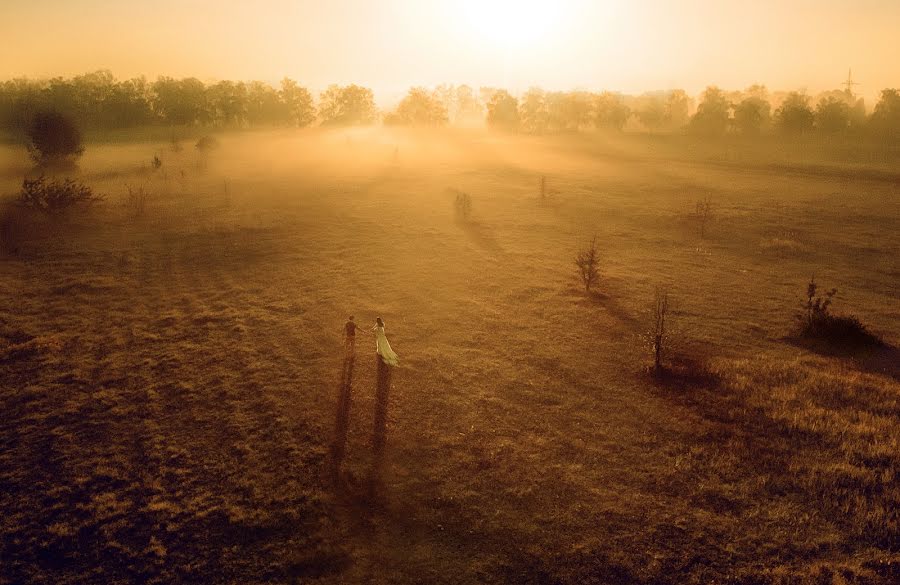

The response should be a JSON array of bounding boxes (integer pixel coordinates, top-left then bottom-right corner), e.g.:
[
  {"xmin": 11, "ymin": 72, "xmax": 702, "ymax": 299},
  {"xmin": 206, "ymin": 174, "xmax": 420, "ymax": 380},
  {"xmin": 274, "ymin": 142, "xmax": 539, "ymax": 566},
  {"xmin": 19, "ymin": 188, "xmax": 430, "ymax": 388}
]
[
  {"xmin": 25, "ymin": 111, "xmax": 84, "ymax": 164},
  {"xmin": 795, "ymin": 277, "xmax": 882, "ymax": 348},
  {"xmin": 19, "ymin": 176, "xmax": 101, "ymax": 213}
]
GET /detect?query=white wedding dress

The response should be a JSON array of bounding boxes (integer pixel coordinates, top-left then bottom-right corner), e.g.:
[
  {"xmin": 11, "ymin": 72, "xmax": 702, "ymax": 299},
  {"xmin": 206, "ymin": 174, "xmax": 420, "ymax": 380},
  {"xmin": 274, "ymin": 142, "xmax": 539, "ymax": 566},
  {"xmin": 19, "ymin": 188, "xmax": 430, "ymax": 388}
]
[{"xmin": 373, "ymin": 324, "xmax": 399, "ymax": 366}]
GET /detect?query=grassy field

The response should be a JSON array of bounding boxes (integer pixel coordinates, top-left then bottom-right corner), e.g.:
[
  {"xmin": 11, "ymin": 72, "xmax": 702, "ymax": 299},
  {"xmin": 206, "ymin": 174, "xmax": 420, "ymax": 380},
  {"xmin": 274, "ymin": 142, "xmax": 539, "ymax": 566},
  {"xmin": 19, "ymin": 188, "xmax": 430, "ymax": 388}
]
[{"xmin": 1, "ymin": 128, "xmax": 898, "ymax": 584}]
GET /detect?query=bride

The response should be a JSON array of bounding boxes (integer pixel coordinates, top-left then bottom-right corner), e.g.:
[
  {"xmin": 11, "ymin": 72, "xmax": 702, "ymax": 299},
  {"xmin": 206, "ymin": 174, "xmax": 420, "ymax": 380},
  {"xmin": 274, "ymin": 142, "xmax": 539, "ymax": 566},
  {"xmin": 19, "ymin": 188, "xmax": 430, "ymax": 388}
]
[{"xmin": 372, "ymin": 317, "xmax": 399, "ymax": 366}]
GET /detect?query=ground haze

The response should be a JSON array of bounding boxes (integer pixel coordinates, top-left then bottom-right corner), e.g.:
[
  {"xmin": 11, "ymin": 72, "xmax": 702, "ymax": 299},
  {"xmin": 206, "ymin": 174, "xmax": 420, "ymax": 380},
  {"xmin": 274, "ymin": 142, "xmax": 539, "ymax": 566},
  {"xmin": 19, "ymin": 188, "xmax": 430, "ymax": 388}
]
[{"xmin": 1, "ymin": 128, "xmax": 898, "ymax": 584}]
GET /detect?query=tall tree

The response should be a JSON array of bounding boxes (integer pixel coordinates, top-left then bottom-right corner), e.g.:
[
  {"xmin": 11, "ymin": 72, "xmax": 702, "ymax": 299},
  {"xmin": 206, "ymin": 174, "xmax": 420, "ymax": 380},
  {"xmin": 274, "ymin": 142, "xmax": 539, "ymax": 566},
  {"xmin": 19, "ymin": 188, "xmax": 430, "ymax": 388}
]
[
  {"xmin": 280, "ymin": 78, "xmax": 316, "ymax": 127},
  {"xmin": 386, "ymin": 87, "xmax": 448, "ymax": 126},
  {"xmin": 319, "ymin": 84, "xmax": 377, "ymax": 126},
  {"xmin": 774, "ymin": 92, "xmax": 815, "ymax": 135},
  {"xmin": 689, "ymin": 86, "xmax": 731, "ymax": 136},
  {"xmin": 485, "ymin": 90, "xmax": 519, "ymax": 131},
  {"xmin": 593, "ymin": 92, "xmax": 631, "ymax": 131}
]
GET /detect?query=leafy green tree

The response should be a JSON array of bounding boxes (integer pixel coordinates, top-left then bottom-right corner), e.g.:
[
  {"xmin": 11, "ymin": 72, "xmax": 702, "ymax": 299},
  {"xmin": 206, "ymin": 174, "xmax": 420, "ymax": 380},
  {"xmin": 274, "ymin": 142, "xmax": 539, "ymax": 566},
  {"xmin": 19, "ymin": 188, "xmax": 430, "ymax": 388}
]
[
  {"xmin": 486, "ymin": 90, "xmax": 519, "ymax": 131},
  {"xmin": 774, "ymin": 92, "xmax": 815, "ymax": 135},
  {"xmin": 689, "ymin": 86, "xmax": 731, "ymax": 136},
  {"xmin": 319, "ymin": 84, "xmax": 377, "ymax": 126}
]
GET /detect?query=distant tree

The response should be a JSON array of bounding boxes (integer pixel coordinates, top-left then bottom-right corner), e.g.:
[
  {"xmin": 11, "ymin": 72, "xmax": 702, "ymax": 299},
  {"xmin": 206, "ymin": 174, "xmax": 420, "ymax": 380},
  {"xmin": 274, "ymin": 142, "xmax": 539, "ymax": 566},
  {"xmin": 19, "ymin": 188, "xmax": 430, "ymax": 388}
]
[
  {"xmin": 634, "ymin": 93, "xmax": 667, "ymax": 132},
  {"xmin": 774, "ymin": 92, "xmax": 815, "ymax": 135},
  {"xmin": 246, "ymin": 81, "xmax": 288, "ymax": 126},
  {"xmin": 593, "ymin": 92, "xmax": 631, "ymax": 131},
  {"xmin": 151, "ymin": 77, "xmax": 207, "ymax": 126},
  {"xmin": 815, "ymin": 95, "xmax": 851, "ymax": 133},
  {"xmin": 25, "ymin": 111, "xmax": 84, "ymax": 164},
  {"xmin": 664, "ymin": 90, "xmax": 691, "ymax": 130},
  {"xmin": 454, "ymin": 85, "xmax": 483, "ymax": 125},
  {"xmin": 280, "ymin": 78, "xmax": 316, "ymax": 127},
  {"xmin": 519, "ymin": 87, "xmax": 549, "ymax": 134},
  {"xmin": 386, "ymin": 87, "xmax": 448, "ymax": 126},
  {"xmin": 546, "ymin": 91, "xmax": 593, "ymax": 133},
  {"xmin": 319, "ymin": 84, "xmax": 377, "ymax": 126},
  {"xmin": 870, "ymin": 89, "xmax": 900, "ymax": 139},
  {"xmin": 689, "ymin": 86, "xmax": 731, "ymax": 136},
  {"xmin": 207, "ymin": 80, "xmax": 247, "ymax": 126},
  {"xmin": 733, "ymin": 96, "xmax": 771, "ymax": 135},
  {"xmin": 486, "ymin": 90, "xmax": 519, "ymax": 131}
]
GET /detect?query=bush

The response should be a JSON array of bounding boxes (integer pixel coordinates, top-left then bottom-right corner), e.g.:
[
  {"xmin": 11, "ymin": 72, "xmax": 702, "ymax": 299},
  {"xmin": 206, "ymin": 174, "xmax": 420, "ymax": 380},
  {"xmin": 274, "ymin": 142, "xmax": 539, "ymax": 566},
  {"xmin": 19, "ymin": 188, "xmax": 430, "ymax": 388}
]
[
  {"xmin": 453, "ymin": 190, "xmax": 472, "ymax": 220},
  {"xmin": 195, "ymin": 136, "xmax": 220, "ymax": 151},
  {"xmin": 794, "ymin": 277, "xmax": 882, "ymax": 348},
  {"xmin": 574, "ymin": 236, "xmax": 600, "ymax": 293},
  {"xmin": 19, "ymin": 176, "xmax": 101, "ymax": 214},
  {"xmin": 694, "ymin": 198, "xmax": 713, "ymax": 238},
  {"xmin": 124, "ymin": 183, "xmax": 149, "ymax": 218},
  {"xmin": 25, "ymin": 111, "xmax": 84, "ymax": 164}
]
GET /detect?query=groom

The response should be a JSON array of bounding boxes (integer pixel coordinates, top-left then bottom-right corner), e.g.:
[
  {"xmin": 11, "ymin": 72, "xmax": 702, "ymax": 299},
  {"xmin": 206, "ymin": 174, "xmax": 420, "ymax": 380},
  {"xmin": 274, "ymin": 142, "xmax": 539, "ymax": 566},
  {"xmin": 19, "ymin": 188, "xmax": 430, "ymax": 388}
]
[{"xmin": 344, "ymin": 315, "xmax": 362, "ymax": 354}]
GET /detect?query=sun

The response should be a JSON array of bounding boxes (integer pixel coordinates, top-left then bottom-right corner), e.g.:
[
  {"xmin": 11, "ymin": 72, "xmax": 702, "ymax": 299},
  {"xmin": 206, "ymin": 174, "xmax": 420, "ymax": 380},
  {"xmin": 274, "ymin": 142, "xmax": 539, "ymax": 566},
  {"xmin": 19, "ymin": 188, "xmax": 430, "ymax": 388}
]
[{"xmin": 462, "ymin": 0, "xmax": 564, "ymax": 50}]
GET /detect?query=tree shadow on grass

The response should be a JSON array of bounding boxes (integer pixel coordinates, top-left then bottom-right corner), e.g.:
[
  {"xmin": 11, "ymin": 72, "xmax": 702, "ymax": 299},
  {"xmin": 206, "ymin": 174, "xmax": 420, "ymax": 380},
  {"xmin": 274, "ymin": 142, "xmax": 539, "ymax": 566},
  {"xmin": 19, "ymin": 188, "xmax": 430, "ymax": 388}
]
[{"xmin": 784, "ymin": 336, "xmax": 900, "ymax": 383}]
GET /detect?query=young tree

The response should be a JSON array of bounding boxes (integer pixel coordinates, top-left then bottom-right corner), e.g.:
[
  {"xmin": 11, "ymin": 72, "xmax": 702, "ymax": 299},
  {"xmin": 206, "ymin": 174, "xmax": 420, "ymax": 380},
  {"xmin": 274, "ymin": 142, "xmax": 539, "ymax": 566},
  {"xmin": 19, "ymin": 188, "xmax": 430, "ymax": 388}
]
[
  {"xmin": 774, "ymin": 92, "xmax": 814, "ymax": 135},
  {"xmin": 651, "ymin": 287, "xmax": 670, "ymax": 374},
  {"xmin": 485, "ymin": 90, "xmax": 519, "ymax": 131},
  {"xmin": 574, "ymin": 236, "xmax": 600, "ymax": 293}
]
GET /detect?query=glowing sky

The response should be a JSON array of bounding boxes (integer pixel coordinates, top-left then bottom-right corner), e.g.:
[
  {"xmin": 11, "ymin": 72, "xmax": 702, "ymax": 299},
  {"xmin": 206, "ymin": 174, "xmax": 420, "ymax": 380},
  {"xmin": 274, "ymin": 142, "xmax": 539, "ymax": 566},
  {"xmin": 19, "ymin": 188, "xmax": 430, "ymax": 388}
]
[{"xmin": 1, "ymin": 0, "xmax": 898, "ymax": 101}]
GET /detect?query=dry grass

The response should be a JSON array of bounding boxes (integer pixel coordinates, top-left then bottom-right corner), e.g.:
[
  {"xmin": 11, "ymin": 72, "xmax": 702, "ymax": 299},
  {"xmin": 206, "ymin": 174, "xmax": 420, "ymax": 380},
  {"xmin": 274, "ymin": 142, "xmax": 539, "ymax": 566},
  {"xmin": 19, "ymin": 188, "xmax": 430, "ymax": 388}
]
[{"xmin": 0, "ymin": 128, "xmax": 897, "ymax": 584}]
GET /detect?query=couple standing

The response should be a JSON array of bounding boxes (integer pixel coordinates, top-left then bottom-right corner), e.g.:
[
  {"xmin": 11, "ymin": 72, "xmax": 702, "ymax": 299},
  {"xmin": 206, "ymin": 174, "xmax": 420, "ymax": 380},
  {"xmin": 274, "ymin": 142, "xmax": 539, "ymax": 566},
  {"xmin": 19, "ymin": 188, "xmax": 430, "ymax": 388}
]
[{"xmin": 344, "ymin": 316, "xmax": 399, "ymax": 366}]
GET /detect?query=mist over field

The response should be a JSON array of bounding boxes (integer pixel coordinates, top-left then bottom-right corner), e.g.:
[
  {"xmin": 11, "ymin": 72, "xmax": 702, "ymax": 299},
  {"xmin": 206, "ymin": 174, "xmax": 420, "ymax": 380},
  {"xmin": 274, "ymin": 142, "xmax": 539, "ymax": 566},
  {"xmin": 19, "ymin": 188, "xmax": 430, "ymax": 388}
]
[{"xmin": 2, "ymin": 1, "xmax": 899, "ymax": 584}]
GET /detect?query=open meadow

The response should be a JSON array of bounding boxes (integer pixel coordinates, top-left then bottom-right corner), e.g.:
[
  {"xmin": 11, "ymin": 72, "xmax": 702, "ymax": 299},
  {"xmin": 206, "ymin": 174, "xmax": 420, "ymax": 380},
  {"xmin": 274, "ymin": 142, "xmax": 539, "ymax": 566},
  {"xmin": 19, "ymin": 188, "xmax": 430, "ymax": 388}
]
[{"xmin": 1, "ymin": 129, "xmax": 898, "ymax": 584}]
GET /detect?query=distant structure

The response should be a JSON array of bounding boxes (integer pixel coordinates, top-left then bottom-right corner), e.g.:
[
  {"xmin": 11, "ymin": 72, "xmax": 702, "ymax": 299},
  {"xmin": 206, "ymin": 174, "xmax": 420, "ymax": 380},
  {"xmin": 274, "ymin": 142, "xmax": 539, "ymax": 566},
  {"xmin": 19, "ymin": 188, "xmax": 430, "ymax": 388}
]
[{"xmin": 843, "ymin": 69, "xmax": 860, "ymax": 98}]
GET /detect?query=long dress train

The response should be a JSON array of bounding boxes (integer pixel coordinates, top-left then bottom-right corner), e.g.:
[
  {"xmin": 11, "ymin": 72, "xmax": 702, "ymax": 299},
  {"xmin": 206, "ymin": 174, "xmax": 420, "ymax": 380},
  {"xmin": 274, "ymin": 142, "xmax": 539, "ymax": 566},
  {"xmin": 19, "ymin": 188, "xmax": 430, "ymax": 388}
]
[{"xmin": 373, "ymin": 325, "xmax": 399, "ymax": 366}]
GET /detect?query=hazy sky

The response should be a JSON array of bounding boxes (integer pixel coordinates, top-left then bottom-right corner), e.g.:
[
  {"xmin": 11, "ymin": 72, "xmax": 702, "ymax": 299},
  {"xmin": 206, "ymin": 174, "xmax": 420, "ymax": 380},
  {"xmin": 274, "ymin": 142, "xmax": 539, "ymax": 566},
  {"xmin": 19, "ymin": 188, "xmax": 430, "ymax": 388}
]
[{"xmin": 2, "ymin": 0, "xmax": 898, "ymax": 102}]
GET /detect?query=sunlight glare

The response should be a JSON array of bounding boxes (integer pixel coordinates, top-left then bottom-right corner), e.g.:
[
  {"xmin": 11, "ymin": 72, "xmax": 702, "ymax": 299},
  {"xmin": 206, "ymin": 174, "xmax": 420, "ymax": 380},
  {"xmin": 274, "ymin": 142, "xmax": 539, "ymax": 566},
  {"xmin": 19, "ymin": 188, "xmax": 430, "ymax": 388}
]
[{"xmin": 462, "ymin": 0, "xmax": 564, "ymax": 50}]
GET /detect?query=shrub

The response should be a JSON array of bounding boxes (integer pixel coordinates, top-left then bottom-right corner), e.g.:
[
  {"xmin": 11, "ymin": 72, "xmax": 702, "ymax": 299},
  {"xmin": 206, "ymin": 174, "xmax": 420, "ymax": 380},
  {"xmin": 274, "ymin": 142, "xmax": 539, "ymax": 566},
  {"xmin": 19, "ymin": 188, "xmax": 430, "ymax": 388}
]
[
  {"xmin": 453, "ymin": 190, "xmax": 472, "ymax": 220},
  {"xmin": 694, "ymin": 197, "xmax": 713, "ymax": 238},
  {"xmin": 25, "ymin": 111, "xmax": 84, "ymax": 164},
  {"xmin": 124, "ymin": 183, "xmax": 149, "ymax": 218},
  {"xmin": 794, "ymin": 277, "xmax": 882, "ymax": 348},
  {"xmin": 574, "ymin": 235, "xmax": 600, "ymax": 293},
  {"xmin": 195, "ymin": 135, "xmax": 220, "ymax": 151},
  {"xmin": 151, "ymin": 155, "xmax": 162, "ymax": 171},
  {"xmin": 19, "ymin": 176, "xmax": 101, "ymax": 214}
]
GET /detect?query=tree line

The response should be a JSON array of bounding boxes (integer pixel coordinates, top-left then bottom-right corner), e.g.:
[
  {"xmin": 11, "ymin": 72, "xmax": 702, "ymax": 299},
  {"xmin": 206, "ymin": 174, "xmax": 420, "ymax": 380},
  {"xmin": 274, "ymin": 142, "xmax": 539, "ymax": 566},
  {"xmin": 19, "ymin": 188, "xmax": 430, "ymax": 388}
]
[{"xmin": 1, "ymin": 70, "xmax": 898, "ymax": 139}]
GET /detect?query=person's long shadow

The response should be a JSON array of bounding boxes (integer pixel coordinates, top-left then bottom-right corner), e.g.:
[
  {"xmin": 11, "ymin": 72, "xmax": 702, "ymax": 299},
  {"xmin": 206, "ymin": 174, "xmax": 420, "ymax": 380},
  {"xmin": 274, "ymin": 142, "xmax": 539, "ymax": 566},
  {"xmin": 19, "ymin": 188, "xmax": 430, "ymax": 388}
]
[
  {"xmin": 369, "ymin": 357, "xmax": 392, "ymax": 493},
  {"xmin": 329, "ymin": 349, "xmax": 356, "ymax": 479}
]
